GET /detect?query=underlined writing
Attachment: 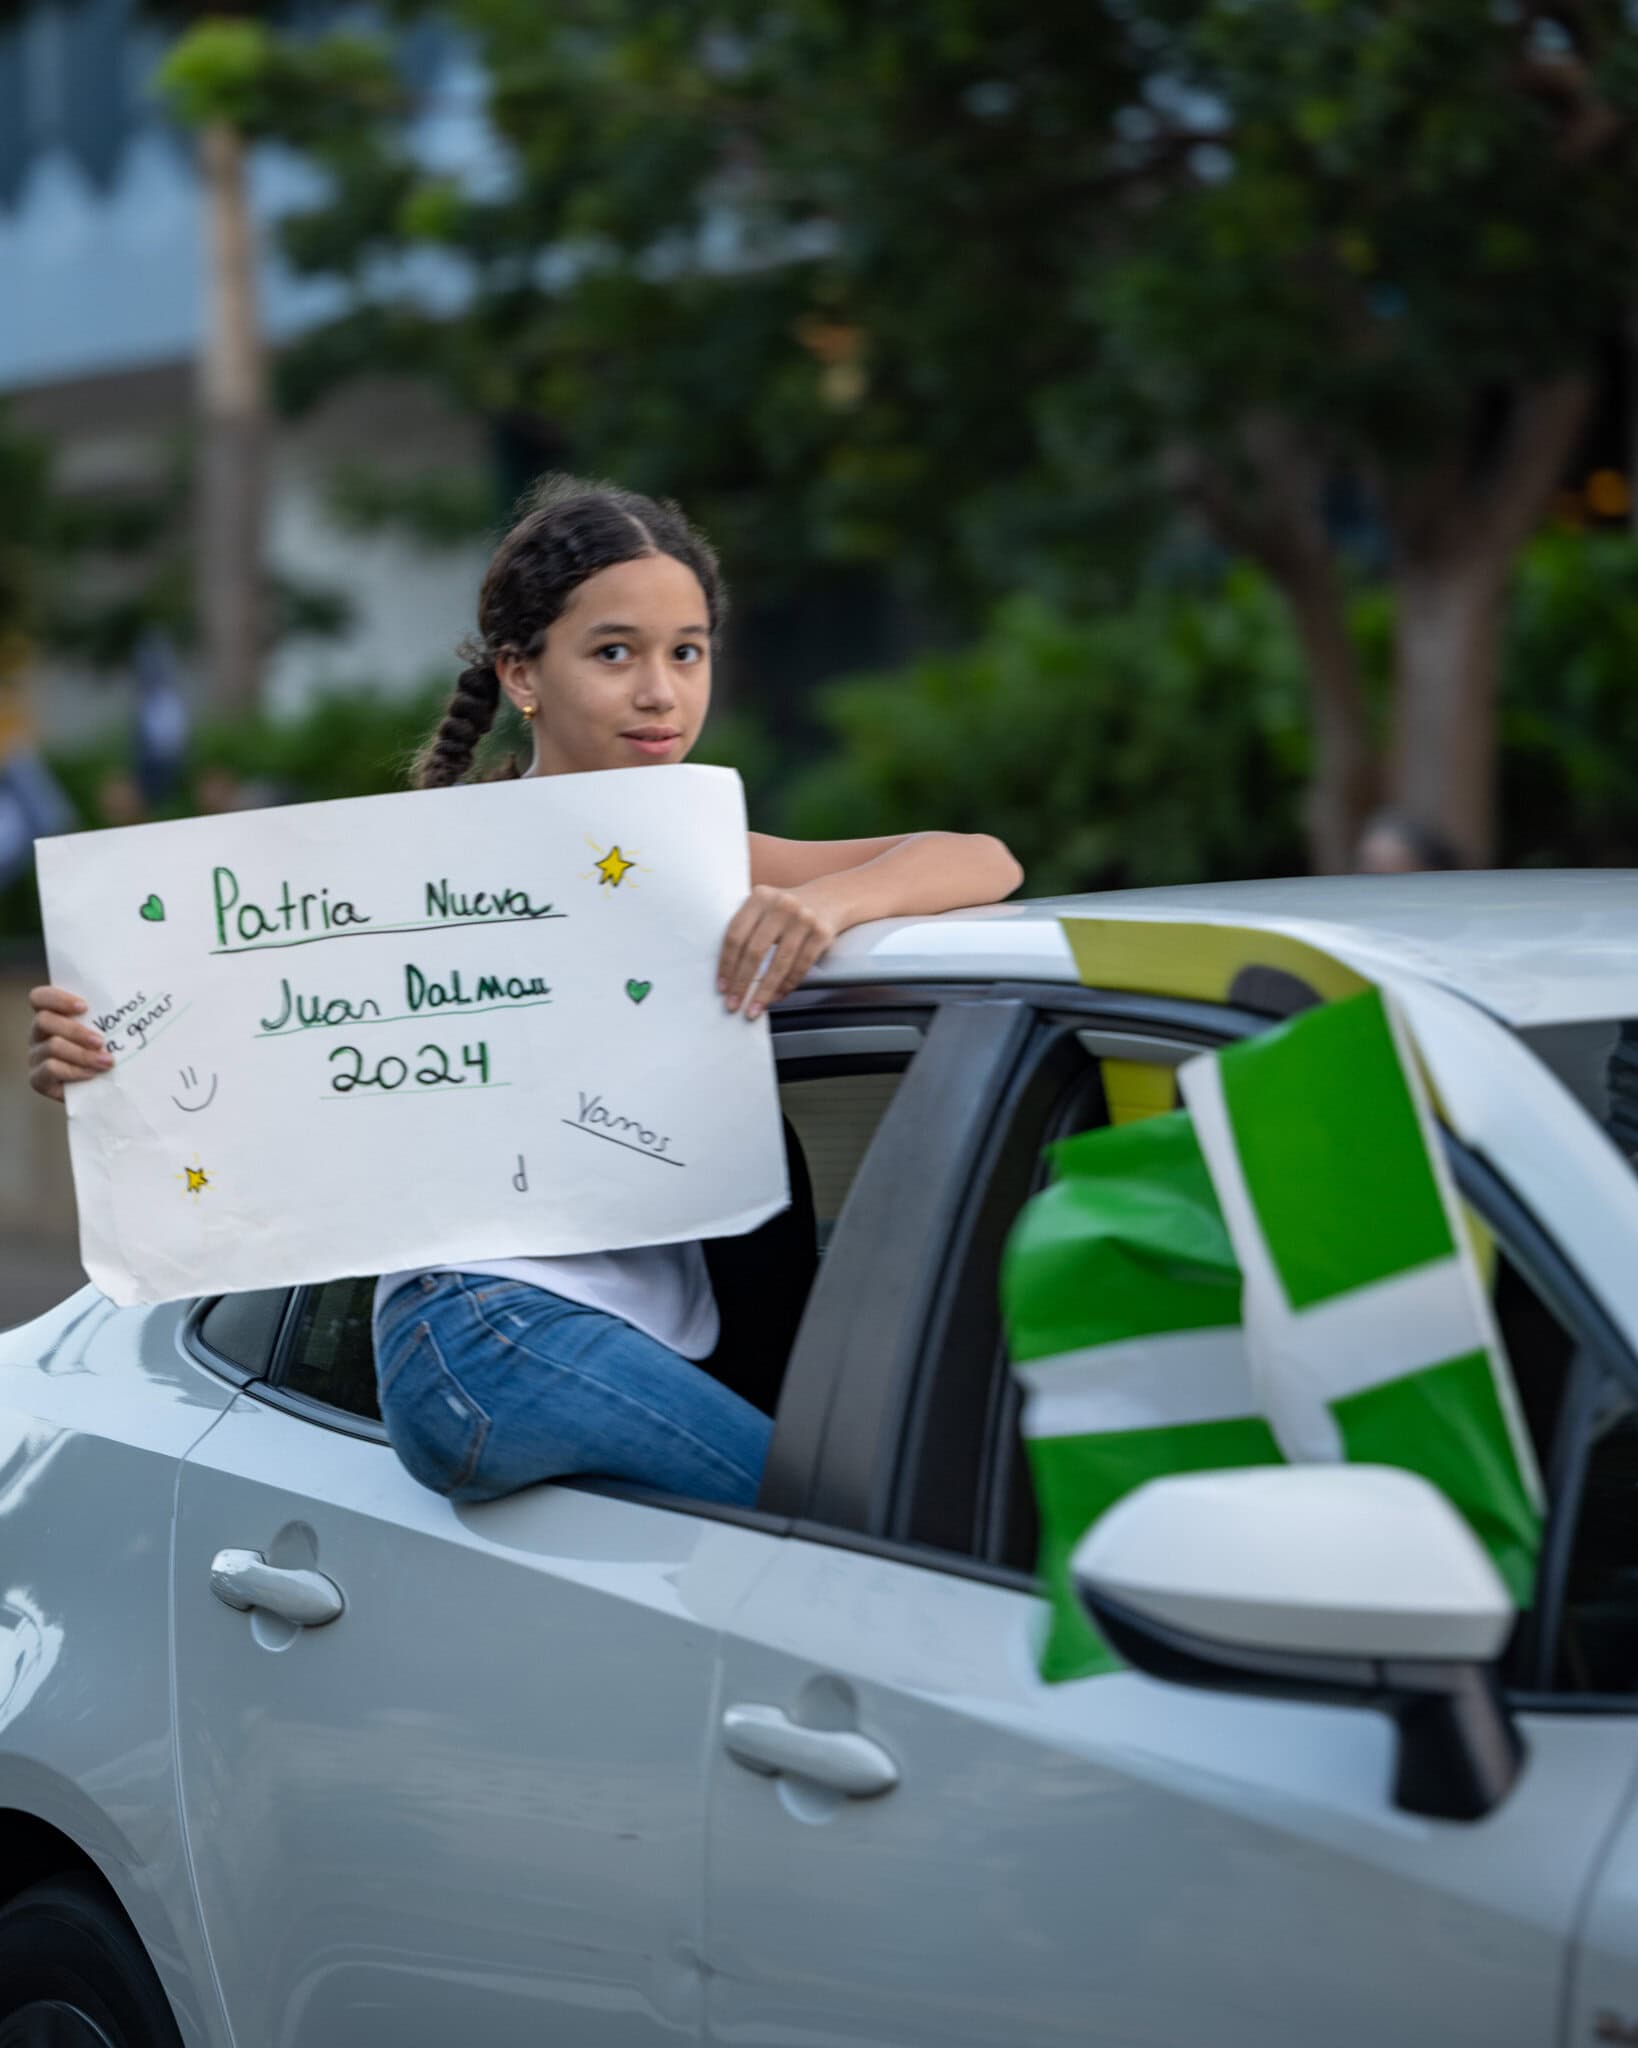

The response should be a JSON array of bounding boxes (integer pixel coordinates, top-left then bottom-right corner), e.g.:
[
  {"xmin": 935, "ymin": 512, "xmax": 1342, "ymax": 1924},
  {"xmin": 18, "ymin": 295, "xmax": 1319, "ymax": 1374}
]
[{"xmin": 213, "ymin": 912, "xmax": 567, "ymax": 957}]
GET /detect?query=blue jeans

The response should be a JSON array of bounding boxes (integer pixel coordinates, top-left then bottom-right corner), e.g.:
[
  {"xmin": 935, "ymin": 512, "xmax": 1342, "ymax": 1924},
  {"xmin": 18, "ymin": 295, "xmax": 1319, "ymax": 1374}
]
[{"xmin": 373, "ymin": 1272, "xmax": 772, "ymax": 1507}]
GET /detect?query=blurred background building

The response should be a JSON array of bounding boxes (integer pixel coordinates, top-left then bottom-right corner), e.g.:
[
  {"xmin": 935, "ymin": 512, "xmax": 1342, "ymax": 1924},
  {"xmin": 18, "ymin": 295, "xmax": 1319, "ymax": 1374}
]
[{"xmin": 1, "ymin": 0, "xmax": 490, "ymax": 738}]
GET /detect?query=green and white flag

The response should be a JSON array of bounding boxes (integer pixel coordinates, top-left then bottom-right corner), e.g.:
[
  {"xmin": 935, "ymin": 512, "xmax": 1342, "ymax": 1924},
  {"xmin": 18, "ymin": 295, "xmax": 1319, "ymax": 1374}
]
[{"xmin": 1003, "ymin": 986, "xmax": 1543, "ymax": 1684}]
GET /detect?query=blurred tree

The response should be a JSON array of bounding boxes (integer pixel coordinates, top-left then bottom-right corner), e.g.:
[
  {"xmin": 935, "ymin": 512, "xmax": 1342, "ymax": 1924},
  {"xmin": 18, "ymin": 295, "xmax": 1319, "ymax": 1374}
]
[
  {"xmin": 785, "ymin": 575, "xmax": 1311, "ymax": 893},
  {"xmin": 0, "ymin": 399, "xmax": 187, "ymax": 666},
  {"xmin": 1086, "ymin": 1, "xmax": 1638, "ymax": 867},
  {"xmin": 783, "ymin": 529, "xmax": 1638, "ymax": 890},
  {"xmin": 277, "ymin": 0, "xmax": 1638, "ymax": 866},
  {"xmin": 152, "ymin": 14, "xmax": 399, "ymax": 711},
  {"xmin": 1500, "ymin": 528, "xmax": 1638, "ymax": 865},
  {"xmin": 272, "ymin": 3, "xmax": 1148, "ymax": 615},
  {"xmin": 0, "ymin": 404, "xmax": 51, "ymax": 660}
]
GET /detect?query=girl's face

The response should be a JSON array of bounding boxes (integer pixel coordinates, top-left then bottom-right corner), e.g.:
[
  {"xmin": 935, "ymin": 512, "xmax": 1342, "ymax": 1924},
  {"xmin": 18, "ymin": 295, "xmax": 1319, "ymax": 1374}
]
[{"xmin": 499, "ymin": 554, "xmax": 712, "ymax": 777}]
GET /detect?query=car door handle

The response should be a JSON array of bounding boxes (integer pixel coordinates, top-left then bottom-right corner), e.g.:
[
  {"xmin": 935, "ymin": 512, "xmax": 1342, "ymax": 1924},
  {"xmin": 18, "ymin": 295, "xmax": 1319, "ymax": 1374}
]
[
  {"xmin": 721, "ymin": 1703, "xmax": 898, "ymax": 1798},
  {"xmin": 209, "ymin": 1549, "xmax": 344, "ymax": 1628}
]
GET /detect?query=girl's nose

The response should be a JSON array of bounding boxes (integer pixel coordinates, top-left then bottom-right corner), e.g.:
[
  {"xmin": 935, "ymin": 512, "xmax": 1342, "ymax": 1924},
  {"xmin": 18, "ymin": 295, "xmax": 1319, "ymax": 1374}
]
[{"xmin": 632, "ymin": 659, "xmax": 675, "ymax": 708}]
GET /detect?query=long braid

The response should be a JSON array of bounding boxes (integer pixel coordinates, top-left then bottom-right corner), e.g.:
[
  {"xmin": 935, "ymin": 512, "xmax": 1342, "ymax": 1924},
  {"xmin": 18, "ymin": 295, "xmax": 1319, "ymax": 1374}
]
[
  {"xmin": 413, "ymin": 660, "xmax": 504, "ymax": 790},
  {"xmin": 411, "ymin": 473, "xmax": 727, "ymax": 791}
]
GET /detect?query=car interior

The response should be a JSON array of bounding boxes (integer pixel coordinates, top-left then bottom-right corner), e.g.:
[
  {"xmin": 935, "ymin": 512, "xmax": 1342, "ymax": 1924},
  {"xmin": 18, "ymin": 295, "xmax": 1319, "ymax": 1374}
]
[{"xmin": 248, "ymin": 1054, "xmax": 914, "ymax": 1431}]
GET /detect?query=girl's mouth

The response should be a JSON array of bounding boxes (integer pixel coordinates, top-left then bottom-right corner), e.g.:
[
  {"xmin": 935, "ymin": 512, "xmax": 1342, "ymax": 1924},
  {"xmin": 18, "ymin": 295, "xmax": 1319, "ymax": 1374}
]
[{"xmin": 621, "ymin": 729, "xmax": 681, "ymax": 759}]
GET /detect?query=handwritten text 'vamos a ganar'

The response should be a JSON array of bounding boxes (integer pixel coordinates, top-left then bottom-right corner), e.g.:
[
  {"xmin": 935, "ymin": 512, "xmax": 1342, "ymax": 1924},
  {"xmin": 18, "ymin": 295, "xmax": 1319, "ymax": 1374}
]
[{"xmin": 211, "ymin": 867, "xmax": 561, "ymax": 947}]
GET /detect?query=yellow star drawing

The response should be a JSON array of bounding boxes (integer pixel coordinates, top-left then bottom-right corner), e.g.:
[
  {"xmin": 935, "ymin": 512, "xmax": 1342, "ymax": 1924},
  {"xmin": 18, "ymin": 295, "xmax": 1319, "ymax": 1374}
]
[
  {"xmin": 179, "ymin": 1164, "xmax": 210, "ymax": 1196},
  {"xmin": 594, "ymin": 844, "xmax": 636, "ymax": 888}
]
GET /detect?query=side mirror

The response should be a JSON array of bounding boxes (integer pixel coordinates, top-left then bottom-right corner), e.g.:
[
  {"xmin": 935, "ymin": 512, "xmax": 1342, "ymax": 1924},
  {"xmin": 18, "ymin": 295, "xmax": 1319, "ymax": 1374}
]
[{"xmin": 1072, "ymin": 1464, "xmax": 1526, "ymax": 1821}]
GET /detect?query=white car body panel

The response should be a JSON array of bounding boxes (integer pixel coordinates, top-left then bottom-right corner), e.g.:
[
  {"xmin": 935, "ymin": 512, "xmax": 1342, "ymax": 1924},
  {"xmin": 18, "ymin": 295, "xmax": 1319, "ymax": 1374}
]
[
  {"xmin": 1391, "ymin": 977, "xmax": 1638, "ymax": 1350},
  {"xmin": 812, "ymin": 873, "xmax": 1638, "ymax": 1029},
  {"xmin": 1567, "ymin": 1791, "xmax": 1638, "ymax": 2044},
  {"xmin": 705, "ymin": 1538, "xmax": 1638, "ymax": 2048},
  {"xmin": 172, "ymin": 1389, "xmax": 775, "ymax": 2047},
  {"xmin": 0, "ymin": 1288, "xmax": 240, "ymax": 2048}
]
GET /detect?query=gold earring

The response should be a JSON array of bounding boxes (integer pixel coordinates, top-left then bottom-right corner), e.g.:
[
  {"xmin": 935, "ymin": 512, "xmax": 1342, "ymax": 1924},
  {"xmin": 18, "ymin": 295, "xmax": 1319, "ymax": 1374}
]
[{"xmin": 521, "ymin": 701, "xmax": 537, "ymax": 721}]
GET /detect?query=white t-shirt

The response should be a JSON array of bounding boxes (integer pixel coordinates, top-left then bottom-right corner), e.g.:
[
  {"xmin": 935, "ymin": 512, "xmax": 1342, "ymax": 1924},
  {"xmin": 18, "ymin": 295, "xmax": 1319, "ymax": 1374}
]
[{"xmin": 373, "ymin": 1243, "xmax": 720, "ymax": 1360}]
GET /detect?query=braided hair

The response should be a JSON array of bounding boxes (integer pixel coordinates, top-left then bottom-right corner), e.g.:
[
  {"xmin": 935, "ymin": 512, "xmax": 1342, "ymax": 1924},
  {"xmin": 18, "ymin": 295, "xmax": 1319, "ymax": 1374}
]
[{"xmin": 413, "ymin": 474, "xmax": 727, "ymax": 789}]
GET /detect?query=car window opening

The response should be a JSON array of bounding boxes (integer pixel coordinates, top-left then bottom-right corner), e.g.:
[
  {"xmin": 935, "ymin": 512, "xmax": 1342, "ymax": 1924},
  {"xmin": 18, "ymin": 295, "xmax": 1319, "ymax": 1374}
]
[{"xmin": 269, "ymin": 1050, "xmax": 913, "ymax": 1475}]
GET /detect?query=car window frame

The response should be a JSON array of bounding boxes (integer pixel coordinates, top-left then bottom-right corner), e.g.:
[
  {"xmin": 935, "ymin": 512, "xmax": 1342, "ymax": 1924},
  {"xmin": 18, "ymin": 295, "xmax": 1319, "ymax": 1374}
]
[
  {"xmin": 184, "ymin": 1288, "xmax": 299, "ymax": 1389},
  {"xmin": 183, "ymin": 986, "xmax": 955, "ymax": 1529},
  {"xmin": 1443, "ymin": 1142, "xmax": 1638, "ymax": 1710},
  {"xmin": 781, "ymin": 983, "xmax": 1274, "ymax": 1548}
]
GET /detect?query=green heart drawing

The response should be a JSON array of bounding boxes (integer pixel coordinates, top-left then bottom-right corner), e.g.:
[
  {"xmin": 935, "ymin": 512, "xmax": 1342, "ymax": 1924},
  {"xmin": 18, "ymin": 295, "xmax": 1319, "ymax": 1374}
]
[
  {"xmin": 625, "ymin": 978, "xmax": 652, "ymax": 1004},
  {"xmin": 139, "ymin": 894, "xmax": 165, "ymax": 923}
]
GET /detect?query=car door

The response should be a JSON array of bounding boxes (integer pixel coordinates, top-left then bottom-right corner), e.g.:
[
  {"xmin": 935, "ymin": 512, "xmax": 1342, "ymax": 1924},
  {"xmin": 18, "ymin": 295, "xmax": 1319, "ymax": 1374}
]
[
  {"xmin": 701, "ymin": 995, "xmax": 1638, "ymax": 2048},
  {"xmin": 171, "ymin": 1280, "xmax": 778, "ymax": 2048},
  {"xmin": 169, "ymin": 1001, "xmax": 936, "ymax": 2048},
  {"xmin": 1538, "ymin": 1300, "xmax": 1638, "ymax": 2042}
]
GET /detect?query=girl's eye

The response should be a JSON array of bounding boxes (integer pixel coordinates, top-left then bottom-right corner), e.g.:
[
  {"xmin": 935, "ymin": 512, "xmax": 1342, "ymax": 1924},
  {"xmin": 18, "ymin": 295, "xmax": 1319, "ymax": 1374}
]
[
  {"xmin": 594, "ymin": 643, "xmax": 631, "ymax": 663},
  {"xmin": 674, "ymin": 644, "xmax": 705, "ymax": 665}
]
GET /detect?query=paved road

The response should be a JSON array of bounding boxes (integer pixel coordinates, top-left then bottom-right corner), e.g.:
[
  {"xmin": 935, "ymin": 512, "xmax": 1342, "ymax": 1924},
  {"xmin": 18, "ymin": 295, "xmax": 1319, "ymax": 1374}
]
[{"xmin": 0, "ymin": 1235, "xmax": 87, "ymax": 1331}]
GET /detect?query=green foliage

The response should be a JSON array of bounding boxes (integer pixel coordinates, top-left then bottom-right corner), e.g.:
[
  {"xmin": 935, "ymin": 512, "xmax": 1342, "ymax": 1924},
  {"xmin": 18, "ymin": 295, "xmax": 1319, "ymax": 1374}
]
[
  {"xmin": 185, "ymin": 679, "xmax": 449, "ymax": 806},
  {"xmin": 1076, "ymin": 1, "xmax": 1638, "ymax": 478},
  {"xmin": 0, "ymin": 405, "xmax": 192, "ymax": 670},
  {"xmin": 786, "ymin": 573, "xmax": 1311, "ymax": 894},
  {"xmin": 0, "ymin": 404, "xmax": 52, "ymax": 648},
  {"xmin": 272, "ymin": 0, "xmax": 1158, "ymax": 623},
  {"xmin": 1501, "ymin": 532, "xmax": 1638, "ymax": 867},
  {"xmin": 274, "ymin": 0, "xmax": 1638, "ymax": 640},
  {"xmin": 324, "ymin": 462, "xmax": 499, "ymax": 548},
  {"xmin": 786, "ymin": 527, "xmax": 1638, "ymax": 888},
  {"xmin": 155, "ymin": 21, "xmax": 400, "ymax": 145}
]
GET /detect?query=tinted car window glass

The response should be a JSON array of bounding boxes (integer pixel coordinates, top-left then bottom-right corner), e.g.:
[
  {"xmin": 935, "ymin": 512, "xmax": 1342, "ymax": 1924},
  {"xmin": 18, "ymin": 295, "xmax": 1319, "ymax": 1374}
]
[
  {"xmin": 196, "ymin": 1288, "xmax": 287, "ymax": 1375},
  {"xmin": 281, "ymin": 1276, "xmax": 381, "ymax": 1419},
  {"xmin": 902, "ymin": 1028, "xmax": 1107, "ymax": 1560},
  {"xmin": 1556, "ymin": 1378, "xmax": 1638, "ymax": 1692},
  {"xmin": 1519, "ymin": 1017, "xmax": 1638, "ymax": 1167},
  {"xmin": 779, "ymin": 1071, "xmax": 905, "ymax": 1252}
]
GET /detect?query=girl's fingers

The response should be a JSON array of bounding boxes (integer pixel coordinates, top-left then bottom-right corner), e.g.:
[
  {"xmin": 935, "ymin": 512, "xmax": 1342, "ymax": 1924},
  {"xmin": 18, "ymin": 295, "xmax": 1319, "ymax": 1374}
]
[
  {"xmin": 717, "ymin": 900, "xmax": 769, "ymax": 1004},
  {"xmin": 724, "ymin": 912, "xmax": 780, "ymax": 1011},
  {"xmin": 29, "ymin": 985, "xmax": 86, "ymax": 1017},
  {"xmin": 743, "ymin": 933, "xmax": 803, "ymax": 1019},
  {"xmin": 31, "ymin": 1035, "xmax": 109, "ymax": 1078},
  {"xmin": 34, "ymin": 1016, "xmax": 106, "ymax": 1058},
  {"xmin": 36, "ymin": 1030, "xmax": 110, "ymax": 1068},
  {"xmin": 719, "ymin": 889, "xmax": 831, "ymax": 1017},
  {"xmin": 751, "ymin": 943, "xmax": 818, "ymax": 1017},
  {"xmin": 747, "ymin": 919, "xmax": 833, "ymax": 1018}
]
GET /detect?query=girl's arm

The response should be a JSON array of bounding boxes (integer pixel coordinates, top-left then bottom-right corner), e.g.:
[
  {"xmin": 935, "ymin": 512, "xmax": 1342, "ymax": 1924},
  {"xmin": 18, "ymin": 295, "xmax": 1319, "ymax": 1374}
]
[{"xmin": 720, "ymin": 830, "xmax": 1024, "ymax": 1017}]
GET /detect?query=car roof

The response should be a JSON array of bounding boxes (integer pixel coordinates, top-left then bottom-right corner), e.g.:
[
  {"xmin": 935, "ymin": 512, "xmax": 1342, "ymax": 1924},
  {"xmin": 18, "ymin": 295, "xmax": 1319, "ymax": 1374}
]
[{"xmin": 809, "ymin": 870, "xmax": 1638, "ymax": 1028}]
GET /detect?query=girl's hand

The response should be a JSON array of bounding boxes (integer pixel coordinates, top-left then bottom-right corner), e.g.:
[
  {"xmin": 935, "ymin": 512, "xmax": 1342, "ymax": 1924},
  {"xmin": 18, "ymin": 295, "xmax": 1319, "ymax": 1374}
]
[
  {"xmin": 718, "ymin": 883, "xmax": 841, "ymax": 1021},
  {"xmin": 28, "ymin": 986, "xmax": 111, "ymax": 1103}
]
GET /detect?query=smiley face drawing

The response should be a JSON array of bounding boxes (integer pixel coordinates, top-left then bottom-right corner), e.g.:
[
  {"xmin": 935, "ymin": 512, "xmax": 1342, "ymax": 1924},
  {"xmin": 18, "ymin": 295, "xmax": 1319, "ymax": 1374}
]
[{"xmin": 172, "ymin": 1065, "xmax": 219, "ymax": 1113}]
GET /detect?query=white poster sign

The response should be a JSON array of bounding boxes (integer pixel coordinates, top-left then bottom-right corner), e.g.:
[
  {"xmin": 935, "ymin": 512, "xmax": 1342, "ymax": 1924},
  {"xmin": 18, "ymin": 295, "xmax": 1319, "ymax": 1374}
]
[{"xmin": 37, "ymin": 765, "xmax": 788, "ymax": 1306}]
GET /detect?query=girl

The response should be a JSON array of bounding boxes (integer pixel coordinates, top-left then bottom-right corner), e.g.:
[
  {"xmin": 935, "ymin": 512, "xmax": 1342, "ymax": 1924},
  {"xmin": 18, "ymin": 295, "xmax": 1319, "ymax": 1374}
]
[{"xmin": 28, "ymin": 476, "xmax": 1023, "ymax": 1508}]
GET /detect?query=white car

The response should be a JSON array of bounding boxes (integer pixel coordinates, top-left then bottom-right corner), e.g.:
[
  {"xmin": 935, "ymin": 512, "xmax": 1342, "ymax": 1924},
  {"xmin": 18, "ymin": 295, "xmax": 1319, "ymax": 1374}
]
[{"xmin": 4, "ymin": 873, "xmax": 1638, "ymax": 2048}]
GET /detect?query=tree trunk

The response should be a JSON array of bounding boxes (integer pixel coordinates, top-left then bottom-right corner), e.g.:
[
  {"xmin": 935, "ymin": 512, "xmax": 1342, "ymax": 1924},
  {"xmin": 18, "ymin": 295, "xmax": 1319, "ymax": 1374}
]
[
  {"xmin": 1275, "ymin": 556, "xmax": 1381, "ymax": 873},
  {"xmin": 197, "ymin": 118, "xmax": 267, "ymax": 712},
  {"xmin": 1387, "ymin": 558, "xmax": 1506, "ymax": 865},
  {"xmin": 1172, "ymin": 424, "xmax": 1381, "ymax": 873},
  {"xmin": 1382, "ymin": 373, "xmax": 1590, "ymax": 867}
]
